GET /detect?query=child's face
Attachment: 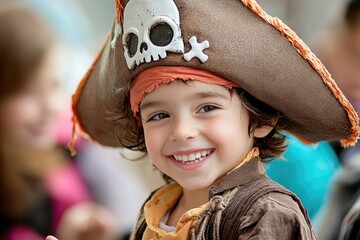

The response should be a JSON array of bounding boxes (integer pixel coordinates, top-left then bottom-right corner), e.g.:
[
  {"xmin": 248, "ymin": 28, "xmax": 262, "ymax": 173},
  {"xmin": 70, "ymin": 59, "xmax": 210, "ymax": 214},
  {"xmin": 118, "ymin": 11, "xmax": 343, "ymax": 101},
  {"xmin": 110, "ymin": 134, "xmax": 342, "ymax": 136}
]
[
  {"xmin": 0, "ymin": 47, "xmax": 64, "ymax": 151},
  {"xmin": 140, "ymin": 80, "xmax": 254, "ymax": 191}
]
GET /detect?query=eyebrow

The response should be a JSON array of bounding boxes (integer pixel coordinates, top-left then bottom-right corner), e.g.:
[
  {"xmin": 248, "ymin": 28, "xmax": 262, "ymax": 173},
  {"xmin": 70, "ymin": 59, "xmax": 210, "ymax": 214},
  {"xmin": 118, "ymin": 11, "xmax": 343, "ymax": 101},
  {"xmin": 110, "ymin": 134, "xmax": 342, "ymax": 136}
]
[
  {"xmin": 140, "ymin": 100, "xmax": 166, "ymax": 112},
  {"xmin": 139, "ymin": 90, "xmax": 231, "ymax": 112},
  {"xmin": 192, "ymin": 91, "xmax": 230, "ymax": 100}
]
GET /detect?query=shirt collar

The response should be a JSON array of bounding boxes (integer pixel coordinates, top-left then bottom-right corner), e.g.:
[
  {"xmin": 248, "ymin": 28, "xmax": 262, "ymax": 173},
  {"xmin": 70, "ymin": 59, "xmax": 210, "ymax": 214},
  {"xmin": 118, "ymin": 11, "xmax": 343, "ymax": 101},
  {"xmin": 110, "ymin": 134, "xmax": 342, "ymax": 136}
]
[{"xmin": 209, "ymin": 156, "xmax": 265, "ymax": 197}]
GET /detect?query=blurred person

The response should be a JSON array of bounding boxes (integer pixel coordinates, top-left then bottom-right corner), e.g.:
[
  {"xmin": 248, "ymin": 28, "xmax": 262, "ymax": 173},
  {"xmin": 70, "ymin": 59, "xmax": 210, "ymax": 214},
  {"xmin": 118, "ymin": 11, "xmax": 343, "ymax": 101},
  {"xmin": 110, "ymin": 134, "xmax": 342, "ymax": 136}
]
[
  {"xmin": 0, "ymin": 0, "xmax": 96, "ymax": 95},
  {"xmin": 6, "ymin": 1, "xmax": 164, "ymax": 239},
  {"xmin": 311, "ymin": 0, "xmax": 360, "ymax": 239},
  {"xmin": 315, "ymin": 0, "xmax": 360, "ymax": 114},
  {"xmin": 340, "ymin": 193, "xmax": 360, "ymax": 239},
  {"xmin": 0, "ymin": 5, "xmax": 118, "ymax": 240}
]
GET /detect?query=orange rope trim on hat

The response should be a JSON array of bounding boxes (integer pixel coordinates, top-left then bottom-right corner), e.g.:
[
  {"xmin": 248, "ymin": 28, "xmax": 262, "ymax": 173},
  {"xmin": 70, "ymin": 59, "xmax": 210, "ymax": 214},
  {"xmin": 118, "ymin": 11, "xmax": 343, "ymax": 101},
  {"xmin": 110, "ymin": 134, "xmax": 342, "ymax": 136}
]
[
  {"xmin": 241, "ymin": 0, "xmax": 360, "ymax": 147},
  {"xmin": 69, "ymin": 33, "xmax": 111, "ymax": 155},
  {"xmin": 115, "ymin": 0, "xmax": 125, "ymax": 24},
  {"xmin": 130, "ymin": 66, "xmax": 238, "ymax": 116}
]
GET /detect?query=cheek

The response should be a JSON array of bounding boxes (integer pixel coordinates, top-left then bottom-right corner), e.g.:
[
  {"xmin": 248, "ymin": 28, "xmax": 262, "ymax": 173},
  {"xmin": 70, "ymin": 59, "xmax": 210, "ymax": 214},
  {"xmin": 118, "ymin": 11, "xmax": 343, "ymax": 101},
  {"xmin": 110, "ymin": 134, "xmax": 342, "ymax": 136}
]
[
  {"xmin": 211, "ymin": 124, "xmax": 251, "ymax": 151},
  {"xmin": 0, "ymin": 107, "xmax": 28, "ymax": 143},
  {"xmin": 1, "ymin": 101, "xmax": 30, "ymax": 125},
  {"xmin": 16, "ymin": 101, "xmax": 41, "ymax": 125},
  {"xmin": 207, "ymin": 113, "xmax": 250, "ymax": 146},
  {"xmin": 0, "ymin": 96, "xmax": 41, "ymax": 133},
  {"xmin": 143, "ymin": 127, "xmax": 163, "ymax": 160}
]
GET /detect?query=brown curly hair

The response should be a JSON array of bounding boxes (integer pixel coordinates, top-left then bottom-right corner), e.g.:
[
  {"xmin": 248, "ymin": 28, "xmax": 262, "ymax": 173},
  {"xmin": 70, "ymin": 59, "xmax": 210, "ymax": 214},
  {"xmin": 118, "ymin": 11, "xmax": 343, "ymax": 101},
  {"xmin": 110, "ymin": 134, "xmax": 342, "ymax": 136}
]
[
  {"xmin": 0, "ymin": 5, "xmax": 55, "ymax": 99},
  {"xmin": 236, "ymin": 89, "xmax": 287, "ymax": 161},
  {"xmin": 116, "ymin": 83, "xmax": 287, "ymax": 162}
]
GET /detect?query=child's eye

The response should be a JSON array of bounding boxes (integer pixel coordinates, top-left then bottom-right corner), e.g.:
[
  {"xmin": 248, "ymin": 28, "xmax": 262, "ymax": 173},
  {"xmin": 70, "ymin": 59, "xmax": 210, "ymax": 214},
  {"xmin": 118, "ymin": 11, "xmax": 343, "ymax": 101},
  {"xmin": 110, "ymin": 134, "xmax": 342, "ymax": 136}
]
[
  {"xmin": 198, "ymin": 105, "xmax": 219, "ymax": 113},
  {"xmin": 147, "ymin": 112, "xmax": 170, "ymax": 122}
]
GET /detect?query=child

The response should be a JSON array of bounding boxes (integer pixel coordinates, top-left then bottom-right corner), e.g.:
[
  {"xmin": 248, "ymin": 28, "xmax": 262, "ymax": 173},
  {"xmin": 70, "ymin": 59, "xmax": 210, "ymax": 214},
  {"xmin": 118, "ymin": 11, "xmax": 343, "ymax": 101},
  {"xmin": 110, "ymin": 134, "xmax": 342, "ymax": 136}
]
[
  {"xmin": 70, "ymin": 0, "xmax": 359, "ymax": 239},
  {"xmin": 0, "ymin": 5, "xmax": 117, "ymax": 240}
]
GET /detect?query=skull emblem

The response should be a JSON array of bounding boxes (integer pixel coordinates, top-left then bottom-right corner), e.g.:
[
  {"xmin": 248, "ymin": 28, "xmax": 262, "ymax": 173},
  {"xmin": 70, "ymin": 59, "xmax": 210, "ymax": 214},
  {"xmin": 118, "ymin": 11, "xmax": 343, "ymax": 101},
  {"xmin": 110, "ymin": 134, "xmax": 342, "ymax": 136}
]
[{"xmin": 122, "ymin": 0, "xmax": 185, "ymax": 69}]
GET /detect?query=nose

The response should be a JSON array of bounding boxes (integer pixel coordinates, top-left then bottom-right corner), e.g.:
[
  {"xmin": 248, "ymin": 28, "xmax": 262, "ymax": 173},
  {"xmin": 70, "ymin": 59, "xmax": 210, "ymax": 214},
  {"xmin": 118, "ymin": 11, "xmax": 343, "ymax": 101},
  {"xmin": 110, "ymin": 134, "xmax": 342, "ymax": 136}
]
[
  {"xmin": 140, "ymin": 42, "xmax": 148, "ymax": 53},
  {"xmin": 169, "ymin": 117, "xmax": 199, "ymax": 142}
]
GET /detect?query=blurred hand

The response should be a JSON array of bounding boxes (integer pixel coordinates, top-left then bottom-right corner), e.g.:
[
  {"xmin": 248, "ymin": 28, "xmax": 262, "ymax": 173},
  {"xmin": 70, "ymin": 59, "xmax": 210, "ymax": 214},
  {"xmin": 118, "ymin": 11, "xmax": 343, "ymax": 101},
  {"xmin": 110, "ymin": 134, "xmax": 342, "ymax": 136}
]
[
  {"xmin": 55, "ymin": 202, "xmax": 119, "ymax": 240},
  {"xmin": 46, "ymin": 236, "xmax": 58, "ymax": 240}
]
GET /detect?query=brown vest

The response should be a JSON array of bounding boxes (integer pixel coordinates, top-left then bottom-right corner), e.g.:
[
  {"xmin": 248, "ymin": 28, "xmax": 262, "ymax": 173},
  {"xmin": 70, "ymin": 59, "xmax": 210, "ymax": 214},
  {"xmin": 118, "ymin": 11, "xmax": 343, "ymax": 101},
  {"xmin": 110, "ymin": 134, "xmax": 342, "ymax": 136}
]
[{"xmin": 194, "ymin": 175, "xmax": 312, "ymax": 239}]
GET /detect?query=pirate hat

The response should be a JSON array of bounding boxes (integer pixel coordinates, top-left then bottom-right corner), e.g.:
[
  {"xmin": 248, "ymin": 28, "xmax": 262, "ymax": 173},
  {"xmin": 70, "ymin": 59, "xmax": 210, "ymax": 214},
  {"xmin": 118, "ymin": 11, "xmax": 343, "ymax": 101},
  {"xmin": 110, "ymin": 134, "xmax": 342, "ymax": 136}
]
[{"xmin": 72, "ymin": 0, "xmax": 359, "ymax": 148}]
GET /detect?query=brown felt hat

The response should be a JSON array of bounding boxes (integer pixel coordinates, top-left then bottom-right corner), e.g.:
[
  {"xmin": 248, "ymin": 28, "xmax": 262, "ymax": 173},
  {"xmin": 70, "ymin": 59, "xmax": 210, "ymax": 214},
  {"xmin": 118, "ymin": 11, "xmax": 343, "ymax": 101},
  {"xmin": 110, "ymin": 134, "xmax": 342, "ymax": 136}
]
[{"xmin": 72, "ymin": 0, "xmax": 359, "ymax": 148}]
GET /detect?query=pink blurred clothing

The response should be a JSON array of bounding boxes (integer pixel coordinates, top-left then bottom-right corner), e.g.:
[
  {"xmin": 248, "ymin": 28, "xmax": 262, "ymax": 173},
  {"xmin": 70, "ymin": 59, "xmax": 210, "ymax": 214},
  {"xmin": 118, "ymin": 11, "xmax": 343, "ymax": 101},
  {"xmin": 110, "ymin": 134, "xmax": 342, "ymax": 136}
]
[
  {"xmin": 4, "ymin": 163, "xmax": 91, "ymax": 240},
  {"xmin": 6, "ymin": 226, "xmax": 43, "ymax": 240},
  {"xmin": 44, "ymin": 162, "xmax": 91, "ymax": 232}
]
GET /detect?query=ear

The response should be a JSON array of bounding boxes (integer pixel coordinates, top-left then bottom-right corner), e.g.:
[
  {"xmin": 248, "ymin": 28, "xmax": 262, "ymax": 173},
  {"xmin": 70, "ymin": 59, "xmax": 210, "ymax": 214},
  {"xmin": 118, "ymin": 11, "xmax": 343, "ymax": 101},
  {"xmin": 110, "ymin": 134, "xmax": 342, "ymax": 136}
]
[
  {"xmin": 253, "ymin": 125, "xmax": 274, "ymax": 138},
  {"xmin": 253, "ymin": 118, "xmax": 278, "ymax": 138}
]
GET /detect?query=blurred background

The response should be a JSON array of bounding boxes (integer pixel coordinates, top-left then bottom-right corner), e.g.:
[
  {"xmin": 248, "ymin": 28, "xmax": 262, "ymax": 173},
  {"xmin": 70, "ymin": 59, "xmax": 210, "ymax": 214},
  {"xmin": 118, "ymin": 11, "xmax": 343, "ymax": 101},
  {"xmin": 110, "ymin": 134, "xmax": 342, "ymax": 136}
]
[{"xmin": 0, "ymin": 0, "xmax": 359, "ymax": 240}]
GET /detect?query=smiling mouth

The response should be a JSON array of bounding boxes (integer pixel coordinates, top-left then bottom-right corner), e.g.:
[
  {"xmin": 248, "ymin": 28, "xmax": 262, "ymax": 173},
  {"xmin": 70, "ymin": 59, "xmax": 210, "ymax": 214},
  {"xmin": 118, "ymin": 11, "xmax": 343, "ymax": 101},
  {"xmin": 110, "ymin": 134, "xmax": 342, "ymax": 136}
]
[{"xmin": 171, "ymin": 149, "xmax": 213, "ymax": 165}]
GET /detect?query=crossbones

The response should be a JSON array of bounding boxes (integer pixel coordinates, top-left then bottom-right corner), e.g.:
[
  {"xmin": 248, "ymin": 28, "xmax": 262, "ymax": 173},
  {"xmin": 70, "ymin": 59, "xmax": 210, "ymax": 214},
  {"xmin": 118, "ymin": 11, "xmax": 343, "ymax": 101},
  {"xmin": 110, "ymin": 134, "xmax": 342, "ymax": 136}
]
[{"xmin": 184, "ymin": 36, "xmax": 210, "ymax": 63}]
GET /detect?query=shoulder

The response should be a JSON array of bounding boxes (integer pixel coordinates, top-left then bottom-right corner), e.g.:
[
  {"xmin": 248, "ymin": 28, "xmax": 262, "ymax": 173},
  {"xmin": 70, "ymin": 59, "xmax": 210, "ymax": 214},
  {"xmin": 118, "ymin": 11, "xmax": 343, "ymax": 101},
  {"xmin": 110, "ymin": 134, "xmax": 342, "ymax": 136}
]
[
  {"xmin": 257, "ymin": 191, "xmax": 304, "ymax": 216},
  {"xmin": 239, "ymin": 191, "xmax": 316, "ymax": 239},
  {"xmin": 238, "ymin": 190, "xmax": 307, "ymax": 225}
]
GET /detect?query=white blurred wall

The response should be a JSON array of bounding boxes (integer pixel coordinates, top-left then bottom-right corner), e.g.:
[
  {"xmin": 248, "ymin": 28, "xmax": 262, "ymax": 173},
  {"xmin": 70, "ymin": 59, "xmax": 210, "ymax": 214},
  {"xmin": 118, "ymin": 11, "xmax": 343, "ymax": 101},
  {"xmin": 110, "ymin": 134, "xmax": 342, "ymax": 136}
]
[{"xmin": 259, "ymin": 0, "xmax": 341, "ymax": 45}]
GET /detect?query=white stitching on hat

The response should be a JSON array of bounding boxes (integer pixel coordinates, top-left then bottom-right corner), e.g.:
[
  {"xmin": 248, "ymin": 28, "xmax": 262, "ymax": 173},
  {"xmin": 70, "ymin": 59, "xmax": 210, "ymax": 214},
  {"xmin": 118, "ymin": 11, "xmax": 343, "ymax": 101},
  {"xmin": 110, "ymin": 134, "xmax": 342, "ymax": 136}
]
[{"xmin": 111, "ymin": 23, "xmax": 122, "ymax": 49}]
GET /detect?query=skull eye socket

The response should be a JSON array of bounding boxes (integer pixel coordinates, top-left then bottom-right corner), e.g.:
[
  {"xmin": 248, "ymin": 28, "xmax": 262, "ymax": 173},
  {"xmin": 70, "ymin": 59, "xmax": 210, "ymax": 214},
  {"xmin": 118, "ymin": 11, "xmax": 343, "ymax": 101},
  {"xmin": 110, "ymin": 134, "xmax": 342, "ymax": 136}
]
[
  {"xmin": 150, "ymin": 22, "xmax": 174, "ymax": 47},
  {"xmin": 126, "ymin": 33, "xmax": 139, "ymax": 57}
]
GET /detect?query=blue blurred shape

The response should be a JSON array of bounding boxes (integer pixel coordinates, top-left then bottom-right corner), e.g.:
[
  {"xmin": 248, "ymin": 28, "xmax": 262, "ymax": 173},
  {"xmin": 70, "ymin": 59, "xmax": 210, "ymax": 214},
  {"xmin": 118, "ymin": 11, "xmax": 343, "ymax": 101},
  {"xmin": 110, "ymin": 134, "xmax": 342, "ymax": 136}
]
[{"xmin": 265, "ymin": 134, "xmax": 340, "ymax": 220}]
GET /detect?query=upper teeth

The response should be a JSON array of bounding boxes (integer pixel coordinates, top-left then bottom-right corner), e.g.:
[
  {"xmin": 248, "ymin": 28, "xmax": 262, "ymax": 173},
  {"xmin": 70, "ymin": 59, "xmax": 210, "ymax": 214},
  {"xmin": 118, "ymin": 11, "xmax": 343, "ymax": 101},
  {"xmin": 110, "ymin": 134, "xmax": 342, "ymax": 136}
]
[{"xmin": 173, "ymin": 150, "xmax": 211, "ymax": 162}]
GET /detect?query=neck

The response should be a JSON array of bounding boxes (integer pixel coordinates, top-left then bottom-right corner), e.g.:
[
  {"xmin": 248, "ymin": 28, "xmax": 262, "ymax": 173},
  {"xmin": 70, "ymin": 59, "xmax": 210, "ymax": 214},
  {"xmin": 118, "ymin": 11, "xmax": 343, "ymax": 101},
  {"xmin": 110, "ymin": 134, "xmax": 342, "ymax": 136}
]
[
  {"xmin": 166, "ymin": 185, "xmax": 210, "ymax": 226},
  {"xmin": 168, "ymin": 148, "xmax": 260, "ymax": 225},
  {"xmin": 180, "ymin": 187, "xmax": 210, "ymax": 210}
]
